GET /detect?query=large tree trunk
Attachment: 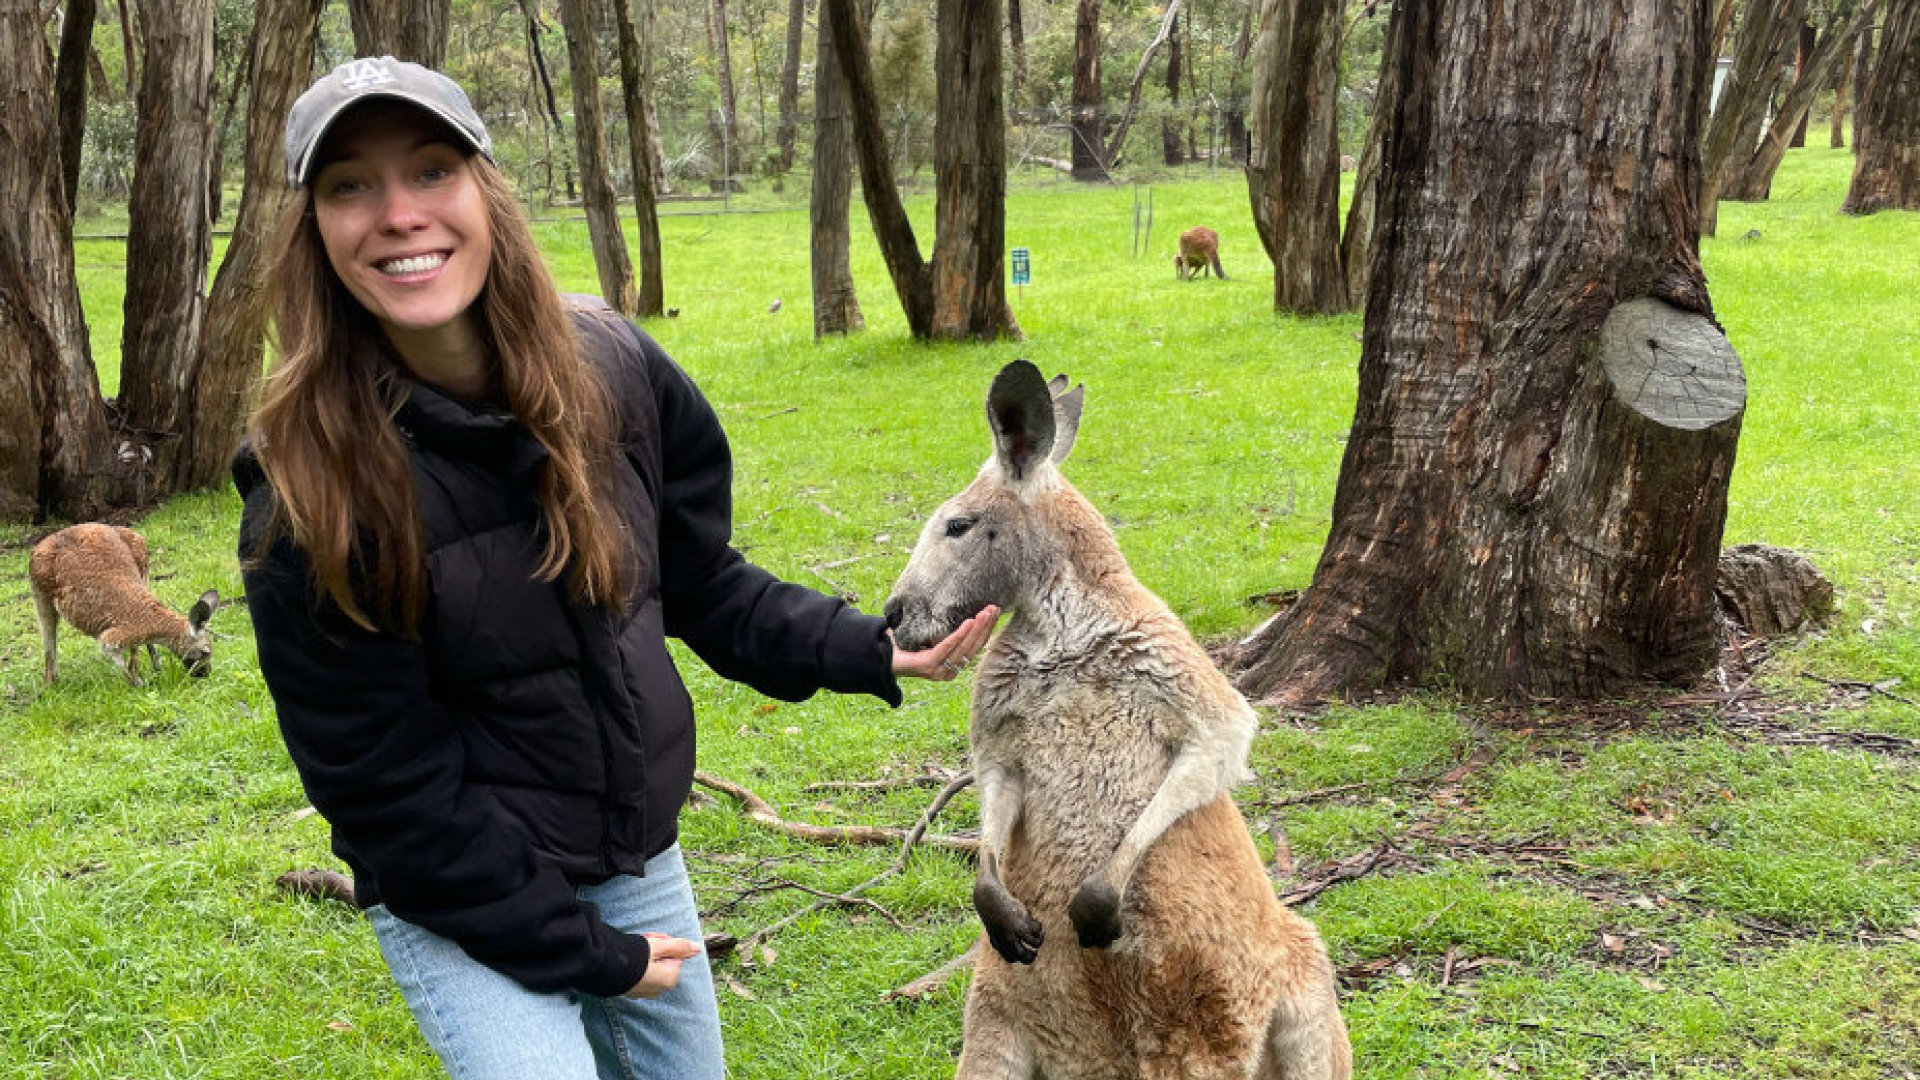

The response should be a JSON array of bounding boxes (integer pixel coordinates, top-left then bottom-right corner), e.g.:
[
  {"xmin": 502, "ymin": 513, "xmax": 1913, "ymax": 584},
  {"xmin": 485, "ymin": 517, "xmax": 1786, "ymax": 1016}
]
[
  {"xmin": 811, "ymin": 2, "xmax": 864, "ymax": 337},
  {"xmin": 1237, "ymin": 0, "xmax": 1743, "ymax": 704},
  {"xmin": 346, "ymin": 0, "xmax": 449, "ymax": 66},
  {"xmin": 614, "ymin": 0, "xmax": 665, "ymax": 316},
  {"xmin": 54, "ymin": 0, "xmax": 96, "ymax": 215},
  {"xmin": 930, "ymin": 0, "xmax": 1019, "ymax": 340},
  {"xmin": 1701, "ymin": 0, "xmax": 1802, "ymax": 235},
  {"xmin": 1070, "ymin": 0, "xmax": 1106, "ymax": 180},
  {"xmin": 0, "ymin": 0, "xmax": 123, "ymax": 520},
  {"xmin": 559, "ymin": 0, "xmax": 639, "ymax": 315},
  {"xmin": 776, "ymin": 0, "xmax": 806, "ymax": 172},
  {"xmin": 193, "ymin": 0, "xmax": 323, "ymax": 492},
  {"xmin": 1341, "ymin": 4, "xmax": 1402, "ymax": 309},
  {"xmin": 1247, "ymin": 0, "xmax": 1347, "ymax": 314},
  {"xmin": 1844, "ymin": 4, "xmax": 1920, "ymax": 213},
  {"xmin": 1161, "ymin": 8, "xmax": 1184, "ymax": 165},
  {"xmin": 1102, "ymin": 0, "xmax": 1183, "ymax": 167},
  {"xmin": 117, "ymin": 0, "xmax": 215, "ymax": 493},
  {"xmin": 824, "ymin": 0, "xmax": 932, "ymax": 336},
  {"xmin": 1726, "ymin": 3, "xmax": 1876, "ymax": 202}
]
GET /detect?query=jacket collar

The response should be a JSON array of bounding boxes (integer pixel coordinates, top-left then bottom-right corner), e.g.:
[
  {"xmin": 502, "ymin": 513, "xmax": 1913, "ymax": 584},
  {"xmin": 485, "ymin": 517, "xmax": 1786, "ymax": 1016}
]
[{"xmin": 395, "ymin": 379, "xmax": 551, "ymax": 478}]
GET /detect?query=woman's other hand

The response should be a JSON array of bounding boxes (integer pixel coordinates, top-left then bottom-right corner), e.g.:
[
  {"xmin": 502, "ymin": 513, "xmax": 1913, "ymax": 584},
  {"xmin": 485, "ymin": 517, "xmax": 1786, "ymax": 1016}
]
[
  {"xmin": 891, "ymin": 605, "xmax": 1000, "ymax": 681},
  {"xmin": 624, "ymin": 933, "xmax": 703, "ymax": 999}
]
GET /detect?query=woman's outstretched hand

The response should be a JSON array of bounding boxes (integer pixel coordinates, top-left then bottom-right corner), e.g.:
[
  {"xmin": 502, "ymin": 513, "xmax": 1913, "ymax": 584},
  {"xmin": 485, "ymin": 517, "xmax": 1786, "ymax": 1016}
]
[
  {"xmin": 625, "ymin": 933, "xmax": 703, "ymax": 999},
  {"xmin": 891, "ymin": 605, "xmax": 1001, "ymax": 681}
]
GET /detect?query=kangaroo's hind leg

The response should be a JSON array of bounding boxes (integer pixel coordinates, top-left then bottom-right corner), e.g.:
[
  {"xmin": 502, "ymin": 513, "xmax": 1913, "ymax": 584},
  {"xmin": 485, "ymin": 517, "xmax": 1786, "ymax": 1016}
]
[
  {"xmin": 1256, "ymin": 960, "xmax": 1351, "ymax": 1080},
  {"xmin": 33, "ymin": 587, "xmax": 60, "ymax": 684},
  {"xmin": 956, "ymin": 981, "xmax": 1039, "ymax": 1080}
]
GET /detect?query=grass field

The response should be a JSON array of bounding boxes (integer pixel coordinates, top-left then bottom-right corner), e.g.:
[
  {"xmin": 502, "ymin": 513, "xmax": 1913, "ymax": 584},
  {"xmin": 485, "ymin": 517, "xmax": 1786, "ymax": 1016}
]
[{"xmin": 4, "ymin": 145, "xmax": 1918, "ymax": 1078}]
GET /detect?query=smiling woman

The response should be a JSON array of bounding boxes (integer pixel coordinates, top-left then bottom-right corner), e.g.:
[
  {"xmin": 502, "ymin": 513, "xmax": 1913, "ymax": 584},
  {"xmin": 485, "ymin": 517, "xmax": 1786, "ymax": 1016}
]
[{"xmin": 231, "ymin": 56, "xmax": 991, "ymax": 1080}]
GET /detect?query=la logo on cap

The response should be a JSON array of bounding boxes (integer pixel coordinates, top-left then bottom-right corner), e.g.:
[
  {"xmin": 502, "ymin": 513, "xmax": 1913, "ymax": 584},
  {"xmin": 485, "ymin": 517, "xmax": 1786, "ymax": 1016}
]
[{"xmin": 342, "ymin": 58, "xmax": 395, "ymax": 92}]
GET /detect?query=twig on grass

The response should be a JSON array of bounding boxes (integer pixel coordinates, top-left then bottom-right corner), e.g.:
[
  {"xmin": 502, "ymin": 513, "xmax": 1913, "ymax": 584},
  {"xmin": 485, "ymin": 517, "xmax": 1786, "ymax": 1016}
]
[
  {"xmin": 1278, "ymin": 837, "xmax": 1399, "ymax": 908},
  {"xmin": 804, "ymin": 768, "xmax": 962, "ymax": 794},
  {"xmin": 883, "ymin": 937, "xmax": 982, "ymax": 1002},
  {"xmin": 693, "ymin": 771, "xmax": 980, "ymax": 854},
  {"xmin": 1799, "ymin": 670, "xmax": 1919, "ymax": 708}
]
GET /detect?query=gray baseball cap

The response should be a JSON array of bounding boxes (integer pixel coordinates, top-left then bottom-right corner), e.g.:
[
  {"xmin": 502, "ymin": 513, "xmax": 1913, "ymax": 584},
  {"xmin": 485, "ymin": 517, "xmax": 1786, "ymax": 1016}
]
[{"xmin": 284, "ymin": 56, "xmax": 493, "ymax": 187}]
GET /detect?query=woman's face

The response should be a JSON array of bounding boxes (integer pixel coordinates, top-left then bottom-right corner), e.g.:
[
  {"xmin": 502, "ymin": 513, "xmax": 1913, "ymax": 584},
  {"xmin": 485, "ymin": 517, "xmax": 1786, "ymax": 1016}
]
[{"xmin": 310, "ymin": 104, "xmax": 493, "ymax": 362}]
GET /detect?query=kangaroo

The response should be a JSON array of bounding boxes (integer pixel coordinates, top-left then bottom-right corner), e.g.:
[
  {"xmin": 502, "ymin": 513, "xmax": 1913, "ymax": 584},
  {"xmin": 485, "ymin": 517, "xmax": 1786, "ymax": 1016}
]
[
  {"xmin": 29, "ymin": 523, "xmax": 218, "ymax": 686},
  {"xmin": 885, "ymin": 361, "xmax": 1350, "ymax": 1080},
  {"xmin": 1174, "ymin": 225, "xmax": 1227, "ymax": 281}
]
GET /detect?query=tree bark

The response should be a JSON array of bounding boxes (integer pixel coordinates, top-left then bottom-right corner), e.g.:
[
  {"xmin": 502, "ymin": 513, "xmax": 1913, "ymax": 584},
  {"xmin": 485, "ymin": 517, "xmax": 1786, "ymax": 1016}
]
[
  {"xmin": 1070, "ymin": 0, "xmax": 1106, "ymax": 180},
  {"xmin": 1831, "ymin": 28, "xmax": 1859, "ymax": 148},
  {"xmin": 1236, "ymin": 0, "xmax": 1743, "ymax": 704},
  {"xmin": 1701, "ymin": 0, "xmax": 1802, "ymax": 235},
  {"xmin": 1790, "ymin": 19, "xmax": 1816, "ymax": 147},
  {"xmin": 1102, "ymin": 0, "xmax": 1183, "ymax": 167},
  {"xmin": 1225, "ymin": 1, "xmax": 1254, "ymax": 163},
  {"xmin": 1248, "ymin": 0, "xmax": 1348, "ymax": 314},
  {"xmin": 559, "ymin": 0, "xmax": 639, "ymax": 315},
  {"xmin": 347, "ymin": 0, "xmax": 449, "ymax": 66},
  {"xmin": 824, "ymin": 0, "xmax": 932, "ymax": 336},
  {"xmin": 193, "ymin": 0, "xmax": 323, "ymax": 492},
  {"xmin": 776, "ymin": 0, "xmax": 806, "ymax": 172},
  {"xmin": 1340, "ymin": 1, "xmax": 1402, "ymax": 310},
  {"xmin": 1726, "ymin": 2, "xmax": 1876, "ymax": 201},
  {"xmin": 614, "ymin": 0, "xmax": 665, "ymax": 316},
  {"xmin": 1844, "ymin": 3, "xmax": 1920, "ymax": 213},
  {"xmin": 930, "ymin": 0, "xmax": 1019, "ymax": 340},
  {"xmin": 117, "ymin": 0, "xmax": 216, "ymax": 492},
  {"xmin": 1162, "ymin": 8, "xmax": 1184, "ymax": 165},
  {"xmin": 114, "ymin": 0, "xmax": 136, "ymax": 99},
  {"xmin": 811, "ymin": 1, "xmax": 864, "ymax": 337},
  {"xmin": 710, "ymin": 0, "xmax": 741, "ymax": 173},
  {"xmin": 0, "ymin": 0, "xmax": 123, "ymax": 520},
  {"xmin": 54, "ymin": 0, "xmax": 96, "ymax": 215},
  {"xmin": 519, "ymin": 0, "xmax": 575, "ymax": 205},
  {"xmin": 1008, "ymin": 0, "xmax": 1026, "ymax": 108}
]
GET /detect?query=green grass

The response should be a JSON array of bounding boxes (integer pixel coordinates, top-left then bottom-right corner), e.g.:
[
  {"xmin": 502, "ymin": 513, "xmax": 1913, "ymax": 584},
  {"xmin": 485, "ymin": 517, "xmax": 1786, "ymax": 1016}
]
[{"xmin": 4, "ymin": 145, "xmax": 1918, "ymax": 1077}]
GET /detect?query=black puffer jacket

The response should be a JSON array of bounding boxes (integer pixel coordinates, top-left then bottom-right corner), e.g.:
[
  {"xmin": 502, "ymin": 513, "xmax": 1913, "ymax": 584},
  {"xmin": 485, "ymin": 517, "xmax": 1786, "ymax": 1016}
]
[{"xmin": 235, "ymin": 301, "xmax": 900, "ymax": 998}]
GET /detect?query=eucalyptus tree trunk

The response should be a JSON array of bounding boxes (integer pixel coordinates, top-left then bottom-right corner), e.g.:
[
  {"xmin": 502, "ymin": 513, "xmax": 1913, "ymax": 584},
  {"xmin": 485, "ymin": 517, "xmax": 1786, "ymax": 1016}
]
[
  {"xmin": 1844, "ymin": 3, "xmax": 1920, "ymax": 213},
  {"xmin": 1102, "ymin": 0, "xmax": 1184, "ymax": 167},
  {"xmin": 776, "ymin": 0, "xmax": 806, "ymax": 172},
  {"xmin": 1341, "ymin": 4, "xmax": 1402, "ymax": 308},
  {"xmin": 194, "ymin": 0, "xmax": 323, "ymax": 491},
  {"xmin": 811, "ymin": 3, "xmax": 864, "ymax": 337},
  {"xmin": 347, "ymin": 0, "xmax": 449, "ymax": 66},
  {"xmin": 0, "ymin": 0, "xmax": 122, "ymax": 520},
  {"xmin": 1070, "ymin": 0, "xmax": 1106, "ymax": 180},
  {"xmin": 54, "ymin": 0, "xmax": 96, "ymax": 214},
  {"xmin": 930, "ymin": 0, "xmax": 1019, "ymax": 339},
  {"xmin": 1162, "ymin": 11, "xmax": 1184, "ymax": 165},
  {"xmin": 1237, "ymin": 0, "xmax": 1743, "ymax": 704},
  {"xmin": 1727, "ymin": 3, "xmax": 1876, "ymax": 201},
  {"xmin": 559, "ymin": 0, "xmax": 639, "ymax": 315},
  {"xmin": 1701, "ymin": 0, "xmax": 1802, "ymax": 235},
  {"xmin": 1247, "ymin": 0, "xmax": 1348, "ymax": 314},
  {"xmin": 709, "ymin": 0, "xmax": 741, "ymax": 170},
  {"xmin": 615, "ymin": 0, "xmax": 665, "ymax": 316},
  {"xmin": 1008, "ymin": 0, "xmax": 1027, "ymax": 106},
  {"xmin": 1831, "ymin": 30, "xmax": 1859, "ymax": 148},
  {"xmin": 117, "ymin": 0, "xmax": 216, "ymax": 492}
]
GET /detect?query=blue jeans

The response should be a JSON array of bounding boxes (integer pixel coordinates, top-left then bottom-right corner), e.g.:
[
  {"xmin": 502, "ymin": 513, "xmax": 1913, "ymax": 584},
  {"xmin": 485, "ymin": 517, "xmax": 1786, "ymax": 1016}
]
[{"xmin": 367, "ymin": 845, "xmax": 726, "ymax": 1080}]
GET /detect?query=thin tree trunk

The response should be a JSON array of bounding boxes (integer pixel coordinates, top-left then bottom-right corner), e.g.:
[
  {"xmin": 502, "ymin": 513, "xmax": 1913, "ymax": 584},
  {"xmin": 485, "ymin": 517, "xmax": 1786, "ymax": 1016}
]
[
  {"xmin": 1727, "ymin": 3, "xmax": 1876, "ymax": 201},
  {"xmin": 1162, "ymin": 9, "xmax": 1184, "ymax": 165},
  {"xmin": 930, "ymin": 0, "xmax": 1019, "ymax": 340},
  {"xmin": 54, "ymin": 0, "xmax": 96, "ymax": 216},
  {"xmin": 1790, "ymin": 19, "xmax": 1816, "ymax": 146},
  {"xmin": 1844, "ymin": 2, "xmax": 1920, "ymax": 213},
  {"xmin": 1102, "ymin": 0, "xmax": 1184, "ymax": 167},
  {"xmin": 559, "ymin": 0, "xmax": 638, "ymax": 314},
  {"xmin": 1238, "ymin": 0, "xmax": 1742, "ymax": 704},
  {"xmin": 824, "ymin": 0, "xmax": 932, "ymax": 336},
  {"xmin": 114, "ymin": 0, "xmax": 136, "ymax": 99},
  {"xmin": 1008, "ymin": 0, "xmax": 1026, "ymax": 108},
  {"xmin": 193, "ymin": 0, "xmax": 323, "ymax": 492},
  {"xmin": 811, "ymin": 1, "xmax": 864, "ymax": 337},
  {"xmin": 1070, "ymin": 0, "xmax": 1106, "ymax": 180},
  {"xmin": 207, "ymin": 22, "xmax": 255, "ymax": 225},
  {"xmin": 1226, "ymin": 1, "xmax": 1254, "ymax": 163},
  {"xmin": 1248, "ymin": 0, "xmax": 1347, "ymax": 314},
  {"xmin": 0, "ymin": 0, "xmax": 123, "ymax": 520},
  {"xmin": 776, "ymin": 0, "xmax": 806, "ymax": 172},
  {"xmin": 614, "ymin": 0, "xmax": 664, "ymax": 316},
  {"xmin": 711, "ymin": 0, "xmax": 740, "ymax": 172},
  {"xmin": 519, "ymin": 0, "xmax": 575, "ymax": 204},
  {"xmin": 347, "ymin": 0, "xmax": 449, "ymax": 66},
  {"xmin": 118, "ymin": 0, "xmax": 216, "ymax": 492},
  {"xmin": 1701, "ymin": 0, "xmax": 1803, "ymax": 235},
  {"xmin": 1341, "ymin": 1, "xmax": 1401, "ymax": 309},
  {"xmin": 1830, "ymin": 29, "xmax": 1857, "ymax": 148}
]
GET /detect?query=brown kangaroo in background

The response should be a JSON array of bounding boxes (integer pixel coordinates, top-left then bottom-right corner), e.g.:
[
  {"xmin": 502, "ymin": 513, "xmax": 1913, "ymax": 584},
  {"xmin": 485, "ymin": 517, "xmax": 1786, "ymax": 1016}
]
[
  {"xmin": 1175, "ymin": 225, "xmax": 1228, "ymax": 280},
  {"xmin": 29, "ymin": 523, "xmax": 218, "ymax": 686},
  {"xmin": 885, "ymin": 361, "xmax": 1350, "ymax": 1080}
]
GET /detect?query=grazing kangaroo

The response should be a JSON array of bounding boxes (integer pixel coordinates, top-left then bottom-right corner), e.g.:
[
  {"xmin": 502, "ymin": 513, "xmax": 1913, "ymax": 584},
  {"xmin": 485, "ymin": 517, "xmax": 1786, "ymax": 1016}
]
[
  {"xmin": 885, "ymin": 361, "xmax": 1350, "ymax": 1080},
  {"xmin": 1175, "ymin": 225, "xmax": 1227, "ymax": 280},
  {"xmin": 29, "ymin": 523, "xmax": 218, "ymax": 686}
]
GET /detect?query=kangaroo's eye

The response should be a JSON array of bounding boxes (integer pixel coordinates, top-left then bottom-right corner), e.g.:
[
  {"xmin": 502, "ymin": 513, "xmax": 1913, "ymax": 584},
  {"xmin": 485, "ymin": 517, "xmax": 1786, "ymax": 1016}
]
[{"xmin": 944, "ymin": 517, "xmax": 975, "ymax": 539}]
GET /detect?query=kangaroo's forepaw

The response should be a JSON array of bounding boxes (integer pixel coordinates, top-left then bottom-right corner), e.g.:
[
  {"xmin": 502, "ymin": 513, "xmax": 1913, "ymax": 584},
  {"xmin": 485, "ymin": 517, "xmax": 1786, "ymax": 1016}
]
[
  {"xmin": 1069, "ymin": 876, "xmax": 1123, "ymax": 948},
  {"xmin": 975, "ymin": 881, "xmax": 1044, "ymax": 964}
]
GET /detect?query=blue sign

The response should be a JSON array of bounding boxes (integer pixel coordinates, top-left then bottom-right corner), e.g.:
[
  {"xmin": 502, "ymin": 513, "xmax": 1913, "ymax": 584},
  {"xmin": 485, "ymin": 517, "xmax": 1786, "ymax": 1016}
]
[{"xmin": 1010, "ymin": 247, "xmax": 1031, "ymax": 286}]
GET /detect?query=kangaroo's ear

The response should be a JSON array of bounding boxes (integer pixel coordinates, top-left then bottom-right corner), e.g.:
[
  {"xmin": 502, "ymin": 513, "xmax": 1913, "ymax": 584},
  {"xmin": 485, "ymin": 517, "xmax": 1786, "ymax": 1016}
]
[
  {"xmin": 1049, "ymin": 381, "xmax": 1084, "ymax": 465},
  {"xmin": 987, "ymin": 360, "xmax": 1056, "ymax": 483},
  {"xmin": 189, "ymin": 589, "xmax": 220, "ymax": 632}
]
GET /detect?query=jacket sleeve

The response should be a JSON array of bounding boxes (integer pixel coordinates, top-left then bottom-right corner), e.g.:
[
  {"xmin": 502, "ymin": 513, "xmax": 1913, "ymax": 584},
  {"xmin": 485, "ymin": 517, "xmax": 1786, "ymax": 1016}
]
[
  {"xmin": 236, "ymin": 474, "xmax": 652, "ymax": 998},
  {"xmin": 629, "ymin": 333, "xmax": 903, "ymax": 707}
]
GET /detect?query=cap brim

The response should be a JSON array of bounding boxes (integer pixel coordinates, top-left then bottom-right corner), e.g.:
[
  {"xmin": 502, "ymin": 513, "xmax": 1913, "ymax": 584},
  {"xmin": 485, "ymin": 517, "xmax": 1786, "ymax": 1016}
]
[{"xmin": 291, "ymin": 93, "xmax": 491, "ymax": 186}]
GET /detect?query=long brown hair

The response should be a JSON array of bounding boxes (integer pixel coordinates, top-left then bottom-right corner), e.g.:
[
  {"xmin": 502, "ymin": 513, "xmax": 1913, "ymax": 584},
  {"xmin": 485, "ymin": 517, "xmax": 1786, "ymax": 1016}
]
[{"xmin": 248, "ymin": 154, "xmax": 634, "ymax": 634}]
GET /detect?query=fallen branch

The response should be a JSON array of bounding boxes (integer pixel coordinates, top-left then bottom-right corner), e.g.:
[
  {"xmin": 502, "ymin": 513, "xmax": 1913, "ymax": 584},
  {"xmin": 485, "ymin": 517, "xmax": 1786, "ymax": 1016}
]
[
  {"xmin": 1278, "ymin": 838, "xmax": 1399, "ymax": 908},
  {"xmin": 805, "ymin": 768, "xmax": 961, "ymax": 794},
  {"xmin": 883, "ymin": 937, "xmax": 981, "ymax": 1002},
  {"xmin": 1800, "ymin": 670, "xmax": 1919, "ymax": 708},
  {"xmin": 694, "ymin": 771, "xmax": 979, "ymax": 855}
]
